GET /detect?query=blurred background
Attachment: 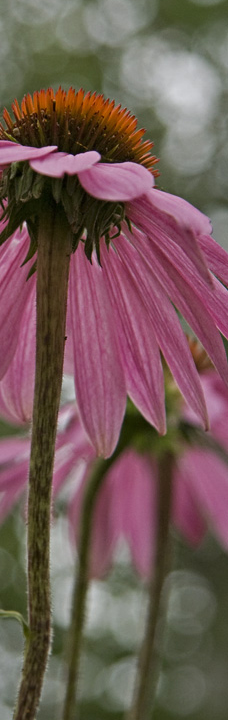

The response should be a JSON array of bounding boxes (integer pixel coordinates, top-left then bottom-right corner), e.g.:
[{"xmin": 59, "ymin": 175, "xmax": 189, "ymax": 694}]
[{"xmin": 1, "ymin": 0, "xmax": 228, "ymax": 717}]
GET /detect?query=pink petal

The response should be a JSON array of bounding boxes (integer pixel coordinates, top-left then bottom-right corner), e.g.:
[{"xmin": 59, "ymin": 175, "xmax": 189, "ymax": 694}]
[
  {"xmin": 126, "ymin": 224, "xmax": 228, "ymax": 388},
  {"xmin": 69, "ymin": 465, "xmax": 115, "ymax": 578},
  {"xmin": 0, "ymin": 228, "xmax": 35, "ymax": 379},
  {"xmin": 53, "ymin": 405, "xmax": 94, "ymax": 495},
  {"xmin": 101, "ymin": 243, "xmax": 166, "ymax": 434},
  {"xmin": 132, "ymin": 208, "xmax": 228, "ymax": 344},
  {"xmin": 0, "ymin": 446, "xmax": 29, "ymax": 521},
  {"xmin": 0, "ymin": 436, "xmax": 30, "ymax": 466},
  {"xmin": 139, "ymin": 189, "xmax": 212, "ymax": 236},
  {"xmin": 172, "ymin": 464, "xmax": 206, "ymax": 545},
  {"xmin": 78, "ymin": 161, "xmax": 153, "ymax": 201},
  {"xmin": 0, "ymin": 278, "xmax": 36, "ymax": 423},
  {"xmin": 0, "ymin": 140, "xmax": 57, "ymax": 165},
  {"xmin": 30, "ymin": 150, "xmax": 100, "ymax": 178},
  {"xmin": 130, "ymin": 192, "xmax": 212, "ymax": 285},
  {"xmin": 68, "ymin": 245, "xmax": 126, "ymax": 457},
  {"xmin": 178, "ymin": 450, "xmax": 228, "ymax": 550},
  {"xmin": 114, "ymin": 231, "xmax": 209, "ymax": 428},
  {"xmin": 199, "ymin": 234, "xmax": 228, "ymax": 287},
  {"xmin": 69, "ymin": 449, "xmax": 157, "ymax": 579},
  {"xmin": 106, "ymin": 450, "xmax": 157, "ymax": 578}
]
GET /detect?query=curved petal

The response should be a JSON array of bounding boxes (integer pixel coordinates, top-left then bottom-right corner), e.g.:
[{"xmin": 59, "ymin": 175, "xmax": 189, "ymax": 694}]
[
  {"xmin": 53, "ymin": 405, "xmax": 94, "ymax": 495},
  {"xmin": 114, "ymin": 232, "xmax": 208, "ymax": 428},
  {"xmin": 101, "ymin": 243, "xmax": 166, "ymax": 434},
  {"xmin": 172, "ymin": 463, "xmax": 206, "ymax": 545},
  {"xmin": 0, "ymin": 445, "xmax": 29, "ymax": 521},
  {"xmin": 0, "ymin": 436, "xmax": 30, "ymax": 465},
  {"xmin": 130, "ymin": 209, "xmax": 228, "ymax": 345},
  {"xmin": 0, "ymin": 140, "xmax": 57, "ymax": 165},
  {"xmin": 0, "ymin": 278, "xmax": 36, "ymax": 423},
  {"xmin": 106, "ymin": 450, "xmax": 157, "ymax": 578},
  {"xmin": 0, "ymin": 228, "xmax": 35, "ymax": 379},
  {"xmin": 199, "ymin": 234, "xmax": 228, "ymax": 287},
  {"xmin": 69, "ymin": 465, "xmax": 116, "ymax": 578},
  {"xmin": 125, "ymin": 223, "xmax": 228, "ymax": 388},
  {"xmin": 138, "ymin": 189, "xmax": 212, "ymax": 236},
  {"xmin": 178, "ymin": 450, "xmax": 228, "ymax": 550},
  {"xmin": 68, "ymin": 245, "xmax": 126, "ymax": 457},
  {"xmin": 78, "ymin": 161, "xmax": 153, "ymax": 201},
  {"xmin": 69, "ymin": 449, "xmax": 156, "ymax": 579},
  {"xmin": 130, "ymin": 192, "xmax": 212, "ymax": 284},
  {"xmin": 30, "ymin": 150, "xmax": 100, "ymax": 178}
]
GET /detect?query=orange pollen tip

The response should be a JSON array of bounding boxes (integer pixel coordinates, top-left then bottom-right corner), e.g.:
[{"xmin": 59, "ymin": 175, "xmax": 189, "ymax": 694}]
[{"xmin": 0, "ymin": 86, "xmax": 159, "ymax": 175}]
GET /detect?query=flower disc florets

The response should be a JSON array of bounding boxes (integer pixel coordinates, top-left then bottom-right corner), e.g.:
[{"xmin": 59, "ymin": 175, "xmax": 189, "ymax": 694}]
[{"xmin": 0, "ymin": 87, "xmax": 158, "ymax": 261}]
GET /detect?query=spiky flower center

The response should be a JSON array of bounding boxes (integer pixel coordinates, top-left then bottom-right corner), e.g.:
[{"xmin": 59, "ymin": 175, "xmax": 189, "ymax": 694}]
[
  {"xmin": 0, "ymin": 87, "xmax": 158, "ymax": 260},
  {"xmin": 0, "ymin": 87, "xmax": 158, "ymax": 170}
]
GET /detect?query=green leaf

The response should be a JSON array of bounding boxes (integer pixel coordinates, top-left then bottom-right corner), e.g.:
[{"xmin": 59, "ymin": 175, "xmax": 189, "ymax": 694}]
[{"xmin": 0, "ymin": 609, "xmax": 30, "ymax": 640}]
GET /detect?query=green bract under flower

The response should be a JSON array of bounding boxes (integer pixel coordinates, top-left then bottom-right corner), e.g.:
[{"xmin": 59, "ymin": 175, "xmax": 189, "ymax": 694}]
[{"xmin": 0, "ymin": 87, "xmax": 158, "ymax": 262}]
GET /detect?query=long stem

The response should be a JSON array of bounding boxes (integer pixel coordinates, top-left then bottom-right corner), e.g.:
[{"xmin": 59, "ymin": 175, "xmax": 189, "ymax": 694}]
[
  {"xmin": 62, "ymin": 458, "xmax": 111, "ymax": 720},
  {"xmin": 62, "ymin": 415, "xmax": 156, "ymax": 720},
  {"xmin": 126, "ymin": 451, "xmax": 174, "ymax": 720},
  {"xmin": 13, "ymin": 204, "xmax": 71, "ymax": 720}
]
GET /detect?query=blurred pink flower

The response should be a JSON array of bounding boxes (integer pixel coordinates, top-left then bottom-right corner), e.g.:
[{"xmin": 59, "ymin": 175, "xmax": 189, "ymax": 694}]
[
  {"xmin": 0, "ymin": 403, "xmax": 94, "ymax": 521},
  {"xmin": 1, "ymin": 370, "xmax": 228, "ymax": 578},
  {"xmin": 69, "ymin": 370, "xmax": 228, "ymax": 577},
  {"xmin": 1, "ymin": 88, "xmax": 228, "ymax": 456}
]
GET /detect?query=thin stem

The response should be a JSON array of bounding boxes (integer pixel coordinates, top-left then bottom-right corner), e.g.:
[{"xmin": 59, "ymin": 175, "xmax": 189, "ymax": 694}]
[
  {"xmin": 13, "ymin": 204, "xmax": 71, "ymax": 720},
  {"xmin": 126, "ymin": 451, "xmax": 174, "ymax": 720},
  {"xmin": 62, "ymin": 457, "xmax": 112, "ymax": 720},
  {"xmin": 62, "ymin": 414, "xmax": 157, "ymax": 720}
]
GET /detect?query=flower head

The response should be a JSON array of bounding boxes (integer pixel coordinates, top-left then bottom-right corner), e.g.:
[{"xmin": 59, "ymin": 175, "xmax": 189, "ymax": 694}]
[
  {"xmin": 1, "ymin": 87, "xmax": 228, "ymax": 457},
  {"xmin": 1, "ymin": 363, "xmax": 228, "ymax": 579}
]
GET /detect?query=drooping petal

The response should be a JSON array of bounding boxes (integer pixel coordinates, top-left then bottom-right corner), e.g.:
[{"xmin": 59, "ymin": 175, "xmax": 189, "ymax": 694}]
[
  {"xmin": 78, "ymin": 161, "xmax": 153, "ymax": 201},
  {"xmin": 69, "ymin": 465, "xmax": 116, "ymax": 578},
  {"xmin": 101, "ymin": 243, "xmax": 166, "ymax": 434},
  {"xmin": 0, "ymin": 438, "xmax": 29, "ymax": 521},
  {"xmin": 114, "ymin": 232, "xmax": 208, "ymax": 428},
  {"xmin": 69, "ymin": 449, "xmax": 157, "ymax": 579},
  {"xmin": 68, "ymin": 244, "xmax": 126, "ymax": 457},
  {"xmin": 53, "ymin": 405, "xmax": 95, "ymax": 495},
  {"xmin": 172, "ymin": 462, "xmax": 206, "ymax": 545},
  {"xmin": 198, "ymin": 234, "xmax": 228, "ymax": 287},
  {"xmin": 125, "ymin": 223, "xmax": 228, "ymax": 387},
  {"xmin": 131, "ymin": 210, "xmax": 228, "ymax": 344},
  {"xmin": 0, "ymin": 436, "xmax": 30, "ymax": 466},
  {"xmin": 106, "ymin": 450, "xmax": 157, "ymax": 578},
  {"xmin": 30, "ymin": 150, "xmax": 100, "ymax": 178},
  {"xmin": 0, "ymin": 278, "xmax": 36, "ymax": 423},
  {"xmin": 178, "ymin": 449, "xmax": 228, "ymax": 550},
  {"xmin": 0, "ymin": 228, "xmax": 35, "ymax": 379},
  {"xmin": 0, "ymin": 140, "xmax": 57, "ymax": 165},
  {"xmin": 130, "ymin": 192, "xmax": 212, "ymax": 284}
]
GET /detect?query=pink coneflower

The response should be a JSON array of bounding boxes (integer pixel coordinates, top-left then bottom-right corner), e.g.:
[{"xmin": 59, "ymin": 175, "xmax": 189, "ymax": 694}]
[
  {"xmin": 1, "ymin": 87, "xmax": 228, "ymax": 456},
  {"xmin": 69, "ymin": 364, "xmax": 228, "ymax": 578},
  {"xmin": 1, "ymin": 365, "xmax": 228, "ymax": 578},
  {"xmin": 0, "ymin": 402, "xmax": 94, "ymax": 521}
]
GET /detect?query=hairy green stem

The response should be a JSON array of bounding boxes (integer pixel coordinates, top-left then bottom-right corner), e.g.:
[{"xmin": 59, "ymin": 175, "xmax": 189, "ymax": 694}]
[
  {"xmin": 13, "ymin": 204, "xmax": 71, "ymax": 720},
  {"xmin": 126, "ymin": 451, "xmax": 174, "ymax": 720}
]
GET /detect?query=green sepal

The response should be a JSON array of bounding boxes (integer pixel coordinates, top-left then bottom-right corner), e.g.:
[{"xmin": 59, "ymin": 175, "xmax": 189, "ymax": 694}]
[
  {"xmin": 20, "ymin": 235, "xmax": 37, "ymax": 268},
  {"xmin": 0, "ymin": 198, "xmax": 38, "ymax": 246},
  {"xmin": 51, "ymin": 177, "xmax": 63, "ymax": 204},
  {"xmin": 0, "ymin": 609, "xmax": 30, "ymax": 641},
  {"xmin": 26, "ymin": 260, "xmax": 37, "ymax": 279},
  {"xmin": 32, "ymin": 172, "xmax": 45, "ymax": 200}
]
